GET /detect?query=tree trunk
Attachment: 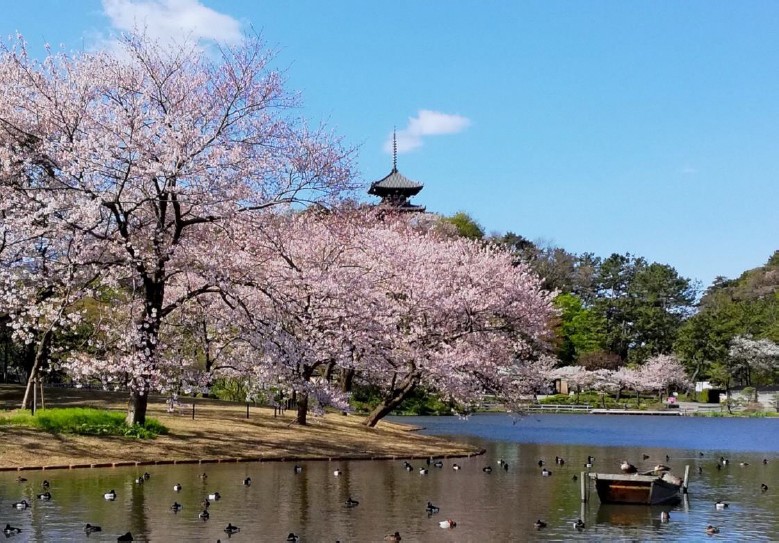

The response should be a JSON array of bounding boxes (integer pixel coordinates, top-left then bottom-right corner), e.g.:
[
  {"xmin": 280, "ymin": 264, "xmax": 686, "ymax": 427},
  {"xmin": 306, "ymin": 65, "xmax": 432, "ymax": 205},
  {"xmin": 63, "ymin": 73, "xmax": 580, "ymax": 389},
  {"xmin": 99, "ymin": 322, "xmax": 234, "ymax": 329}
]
[
  {"xmin": 21, "ymin": 329, "xmax": 52, "ymax": 410},
  {"xmin": 362, "ymin": 373, "xmax": 419, "ymax": 428},
  {"xmin": 295, "ymin": 392, "xmax": 309, "ymax": 426},
  {"xmin": 340, "ymin": 368, "xmax": 355, "ymax": 393},
  {"xmin": 126, "ymin": 390, "xmax": 149, "ymax": 426}
]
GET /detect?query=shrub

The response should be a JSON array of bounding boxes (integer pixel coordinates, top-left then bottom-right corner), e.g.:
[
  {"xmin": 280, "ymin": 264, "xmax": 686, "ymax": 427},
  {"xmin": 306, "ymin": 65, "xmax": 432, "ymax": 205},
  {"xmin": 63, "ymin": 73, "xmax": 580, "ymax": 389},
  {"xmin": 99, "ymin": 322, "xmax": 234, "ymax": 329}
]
[{"xmin": 0, "ymin": 408, "xmax": 167, "ymax": 438}]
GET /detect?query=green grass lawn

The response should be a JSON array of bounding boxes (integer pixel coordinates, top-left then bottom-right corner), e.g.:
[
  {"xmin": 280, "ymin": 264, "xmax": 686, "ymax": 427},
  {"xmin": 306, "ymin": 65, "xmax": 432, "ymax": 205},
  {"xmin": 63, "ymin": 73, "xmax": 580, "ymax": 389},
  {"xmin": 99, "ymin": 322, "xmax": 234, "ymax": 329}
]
[{"xmin": 0, "ymin": 407, "xmax": 167, "ymax": 438}]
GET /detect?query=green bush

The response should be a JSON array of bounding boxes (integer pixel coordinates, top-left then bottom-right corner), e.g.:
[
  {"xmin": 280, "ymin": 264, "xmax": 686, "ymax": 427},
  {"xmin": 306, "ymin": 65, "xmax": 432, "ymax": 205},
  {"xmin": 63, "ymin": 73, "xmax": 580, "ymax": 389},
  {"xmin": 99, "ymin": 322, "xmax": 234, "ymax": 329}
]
[{"xmin": 0, "ymin": 408, "xmax": 167, "ymax": 438}]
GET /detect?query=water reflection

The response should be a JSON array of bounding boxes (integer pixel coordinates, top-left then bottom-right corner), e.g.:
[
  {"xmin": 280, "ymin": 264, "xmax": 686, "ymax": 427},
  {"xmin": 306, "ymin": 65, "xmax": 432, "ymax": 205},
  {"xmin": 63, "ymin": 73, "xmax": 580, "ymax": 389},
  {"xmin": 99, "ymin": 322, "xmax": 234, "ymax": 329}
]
[{"xmin": 0, "ymin": 414, "xmax": 776, "ymax": 541}]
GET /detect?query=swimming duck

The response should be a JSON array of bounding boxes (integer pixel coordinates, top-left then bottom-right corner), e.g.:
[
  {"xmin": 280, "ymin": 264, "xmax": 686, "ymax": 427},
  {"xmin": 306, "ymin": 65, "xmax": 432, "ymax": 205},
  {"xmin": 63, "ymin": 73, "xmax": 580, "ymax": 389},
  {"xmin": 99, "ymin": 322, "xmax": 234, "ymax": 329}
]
[
  {"xmin": 84, "ymin": 523, "xmax": 102, "ymax": 534},
  {"xmin": 198, "ymin": 509, "xmax": 210, "ymax": 520},
  {"xmin": 384, "ymin": 532, "xmax": 402, "ymax": 542},
  {"xmin": 763, "ymin": 458, "xmax": 768, "ymax": 465},
  {"xmin": 739, "ymin": 462, "xmax": 749, "ymax": 467},
  {"xmin": 698, "ymin": 467, "xmax": 703, "ymax": 475},
  {"xmin": 502, "ymin": 462, "xmax": 509, "ymax": 471},
  {"xmin": 37, "ymin": 491, "xmax": 52, "ymax": 500},
  {"xmin": 15, "ymin": 476, "xmax": 27, "ymax": 483},
  {"xmin": 534, "ymin": 519, "xmax": 547, "ymax": 529},
  {"xmin": 653, "ymin": 464, "xmax": 671, "ymax": 473},
  {"xmin": 642, "ymin": 454, "xmax": 650, "ymax": 460},
  {"xmin": 761, "ymin": 483, "xmax": 769, "ymax": 492},
  {"xmin": 660, "ymin": 511, "xmax": 670, "ymax": 522},
  {"xmin": 287, "ymin": 534, "xmax": 300, "ymax": 542},
  {"xmin": 482, "ymin": 466, "xmax": 492, "ymax": 473},
  {"xmin": 104, "ymin": 489, "xmax": 117, "ymax": 500},
  {"xmin": 223, "ymin": 523, "xmax": 240, "ymax": 535},
  {"xmin": 537, "ymin": 459, "xmax": 545, "ymax": 467},
  {"xmin": 541, "ymin": 468, "xmax": 552, "ymax": 476},
  {"xmin": 201, "ymin": 498, "xmax": 211, "ymax": 509},
  {"xmin": 715, "ymin": 500, "xmax": 729, "ymax": 510},
  {"xmin": 557, "ymin": 457, "xmax": 565, "ymax": 466},
  {"xmin": 117, "ymin": 532, "xmax": 134, "ymax": 542},
  {"xmin": 294, "ymin": 465, "xmax": 303, "ymax": 473},
  {"xmin": 345, "ymin": 497, "xmax": 360, "ymax": 508},
  {"xmin": 143, "ymin": 472, "xmax": 150, "ymax": 480},
  {"xmin": 433, "ymin": 460, "xmax": 444, "ymax": 468},
  {"xmin": 199, "ymin": 472, "xmax": 208, "ymax": 480},
  {"xmin": 426, "ymin": 501, "xmax": 440, "ymax": 514},
  {"xmin": 719, "ymin": 457, "xmax": 729, "ymax": 466},
  {"xmin": 573, "ymin": 518, "xmax": 585, "ymax": 531},
  {"xmin": 41, "ymin": 480, "xmax": 50, "ymax": 488},
  {"xmin": 134, "ymin": 477, "xmax": 144, "ymax": 485},
  {"xmin": 171, "ymin": 502, "xmax": 183, "ymax": 512},
  {"xmin": 572, "ymin": 474, "xmax": 578, "ymax": 481},
  {"xmin": 208, "ymin": 492, "xmax": 221, "ymax": 501},
  {"xmin": 419, "ymin": 467, "xmax": 428, "ymax": 475},
  {"xmin": 243, "ymin": 477, "xmax": 252, "ymax": 486},
  {"xmin": 173, "ymin": 483, "xmax": 182, "ymax": 492},
  {"xmin": 452, "ymin": 464, "xmax": 461, "ymax": 471},
  {"xmin": 3, "ymin": 524, "xmax": 21, "ymax": 535},
  {"xmin": 11, "ymin": 500, "xmax": 29, "ymax": 509},
  {"xmin": 439, "ymin": 519, "xmax": 456, "ymax": 529},
  {"xmin": 498, "ymin": 458, "xmax": 505, "ymax": 465},
  {"xmin": 333, "ymin": 469, "xmax": 343, "ymax": 476},
  {"xmin": 706, "ymin": 525, "xmax": 720, "ymax": 535}
]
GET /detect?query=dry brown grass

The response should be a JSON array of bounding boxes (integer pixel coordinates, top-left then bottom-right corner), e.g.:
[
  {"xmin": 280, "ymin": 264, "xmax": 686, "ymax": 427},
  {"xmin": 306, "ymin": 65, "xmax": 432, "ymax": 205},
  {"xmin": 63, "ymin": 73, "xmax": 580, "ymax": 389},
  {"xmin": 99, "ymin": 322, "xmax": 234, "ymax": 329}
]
[{"xmin": 0, "ymin": 385, "xmax": 480, "ymax": 470}]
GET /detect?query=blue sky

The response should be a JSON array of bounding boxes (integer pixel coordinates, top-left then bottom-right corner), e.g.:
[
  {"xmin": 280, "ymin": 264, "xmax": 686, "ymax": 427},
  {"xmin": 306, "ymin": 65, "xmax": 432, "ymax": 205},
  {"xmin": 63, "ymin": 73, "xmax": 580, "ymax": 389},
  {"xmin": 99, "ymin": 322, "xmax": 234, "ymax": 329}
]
[{"xmin": 4, "ymin": 1, "xmax": 779, "ymax": 289}]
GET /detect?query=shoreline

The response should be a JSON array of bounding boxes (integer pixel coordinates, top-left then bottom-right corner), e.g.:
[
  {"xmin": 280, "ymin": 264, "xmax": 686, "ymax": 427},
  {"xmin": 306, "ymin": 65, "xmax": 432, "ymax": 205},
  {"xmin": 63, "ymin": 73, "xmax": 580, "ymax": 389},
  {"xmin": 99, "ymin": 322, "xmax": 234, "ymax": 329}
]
[{"xmin": 0, "ymin": 385, "xmax": 484, "ymax": 470}]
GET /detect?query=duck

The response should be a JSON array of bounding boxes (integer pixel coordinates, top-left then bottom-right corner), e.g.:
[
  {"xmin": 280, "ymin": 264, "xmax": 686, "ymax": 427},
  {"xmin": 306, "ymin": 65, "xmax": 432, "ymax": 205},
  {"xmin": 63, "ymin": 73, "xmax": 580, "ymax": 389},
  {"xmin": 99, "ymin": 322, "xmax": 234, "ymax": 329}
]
[
  {"xmin": 11, "ymin": 500, "xmax": 29, "ymax": 509},
  {"xmin": 201, "ymin": 498, "xmax": 211, "ymax": 509},
  {"xmin": 224, "ymin": 523, "xmax": 240, "ymax": 535},
  {"xmin": 426, "ymin": 501, "xmax": 440, "ymax": 514},
  {"xmin": 117, "ymin": 533, "xmax": 134, "ymax": 542},
  {"xmin": 199, "ymin": 472, "xmax": 208, "ymax": 480},
  {"xmin": 698, "ymin": 467, "xmax": 703, "ymax": 475},
  {"xmin": 763, "ymin": 458, "xmax": 768, "ymax": 465},
  {"xmin": 41, "ymin": 480, "xmax": 50, "ymax": 488},
  {"xmin": 419, "ymin": 467, "xmax": 428, "ymax": 475},
  {"xmin": 345, "ymin": 496, "xmax": 360, "ymax": 508},
  {"xmin": 3, "ymin": 524, "xmax": 21, "ymax": 535},
  {"xmin": 143, "ymin": 472, "xmax": 150, "ymax": 480},
  {"xmin": 739, "ymin": 462, "xmax": 749, "ymax": 467},
  {"xmin": 653, "ymin": 464, "xmax": 671, "ymax": 473},
  {"xmin": 537, "ymin": 459, "xmax": 545, "ymax": 467},
  {"xmin": 333, "ymin": 469, "xmax": 343, "ymax": 476},
  {"xmin": 715, "ymin": 500, "xmax": 729, "ymax": 510},
  {"xmin": 15, "ymin": 476, "xmax": 27, "ymax": 483},
  {"xmin": 557, "ymin": 457, "xmax": 565, "ymax": 466},
  {"xmin": 433, "ymin": 460, "xmax": 444, "ymax": 468},
  {"xmin": 642, "ymin": 454, "xmax": 650, "ymax": 460},
  {"xmin": 502, "ymin": 462, "xmax": 509, "ymax": 471},
  {"xmin": 452, "ymin": 464, "xmax": 461, "ymax": 471},
  {"xmin": 208, "ymin": 492, "xmax": 221, "ymax": 501},
  {"xmin": 534, "ymin": 519, "xmax": 547, "ymax": 529},
  {"xmin": 294, "ymin": 465, "xmax": 303, "ymax": 473},
  {"xmin": 37, "ymin": 491, "xmax": 52, "ymax": 500},
  {"xmin": 84, "ymin": 523, "xmax": 102, "ymax": 534},
  {"xmin": 665, "ymin": 455, "xmax": 670, "ymax": 462},
  {"xmin": 573, "ymin": 518, "xmax": 585, "ymax": 531},
  {"xmin": 761, "ymin": 483, "xmax": 769, "ymax": 493},
  {"xmin": 439, "ymin": 519, "xmax": 456, "ymax": 529},
  {"xmin": 541, "ymin": 468, "xmax": 552, "ymax": 476},
  {"xmin": 706, "ymin": 525, "xmax": 720, "ymax": 535},
  {"xmin": 198, "ymin": 509, "xmax": 210, "ymax": 520},
  {"xmin": 482, "ymin": 466, "xmax": 492, "ymax": 473},
  {"xmin": 572, "ymin": 474, "xmax": 578, "ymax": 481},
  {"xmin": 384, "ymin": 532, "xmax": 402, "ymax": 542},
  {"xmin": 498, "ymin": 458, "xmax": 505, "ymax": 465},
  {"xmin": 403, "ymin": 461, "xmax": 413, "ymax": 471},
  {"xmin": 243, "ymin": 477, "xmax": 252, "ymax": 486},
  {"xmin": 719, "ymin": 457, "xmax": 729, "ymax": 466},
  {"xmin": 287, "ymin": 534, "xmax": 301, "ymax": 542},
  {"xmin": 660, "ymin": 511, "xmax": 670, "ymax": 522},
  {"xmin": 173, "ymin": 483, "xmax": 182, "ymax": 492},
  {"xmin": 620, "ymin": 460, "xmax": 638, "ymax": 474},
  {"xmin": 134, "ymin": 477, "xmax": 144, "ymax": 485},
  {"xmin": 104, "ymin": 489, "xmax": 117, "ymax": 500},
  {"xmin": 171, "ymin": 502, "xmax": 183, "ymax": 512}
]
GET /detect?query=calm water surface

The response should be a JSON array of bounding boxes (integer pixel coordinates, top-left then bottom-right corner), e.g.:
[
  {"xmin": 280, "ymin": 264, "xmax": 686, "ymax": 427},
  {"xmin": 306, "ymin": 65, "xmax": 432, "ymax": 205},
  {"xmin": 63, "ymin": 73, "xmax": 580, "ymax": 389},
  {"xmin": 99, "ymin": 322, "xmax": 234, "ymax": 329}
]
[{"xmin": 0, "ymin": 414, "xmax": 776, "ymax": 542}]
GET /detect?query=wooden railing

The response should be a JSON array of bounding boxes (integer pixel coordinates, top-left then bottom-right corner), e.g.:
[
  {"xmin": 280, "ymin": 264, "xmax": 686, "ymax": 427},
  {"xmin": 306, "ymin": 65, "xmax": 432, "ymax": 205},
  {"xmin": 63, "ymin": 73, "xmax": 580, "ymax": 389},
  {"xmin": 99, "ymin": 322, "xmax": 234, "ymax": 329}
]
[{"xmin": 526, "ymin": 404, "xmax": 592, "ymax": 413}]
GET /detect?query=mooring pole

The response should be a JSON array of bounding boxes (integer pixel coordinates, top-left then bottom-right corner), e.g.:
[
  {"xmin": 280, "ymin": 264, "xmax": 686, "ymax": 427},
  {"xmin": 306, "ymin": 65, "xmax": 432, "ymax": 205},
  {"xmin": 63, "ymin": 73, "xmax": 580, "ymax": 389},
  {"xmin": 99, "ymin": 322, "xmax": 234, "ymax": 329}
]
[
  {"xmin": 682, "ymin": 465, "xmax": 690, "ymax": 494},
  {"xmin": 580, "ymin": 471, "xmax": 587, "ymax": 502}
]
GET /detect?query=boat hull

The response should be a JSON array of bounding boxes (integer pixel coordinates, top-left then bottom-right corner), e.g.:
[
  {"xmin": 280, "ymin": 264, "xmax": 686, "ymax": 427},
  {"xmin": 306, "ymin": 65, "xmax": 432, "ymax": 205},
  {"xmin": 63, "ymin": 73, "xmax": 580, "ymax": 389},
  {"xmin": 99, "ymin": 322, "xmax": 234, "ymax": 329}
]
[{"xmin": 591, "ymin": 473, "xmax": 682, "ymax": 505}]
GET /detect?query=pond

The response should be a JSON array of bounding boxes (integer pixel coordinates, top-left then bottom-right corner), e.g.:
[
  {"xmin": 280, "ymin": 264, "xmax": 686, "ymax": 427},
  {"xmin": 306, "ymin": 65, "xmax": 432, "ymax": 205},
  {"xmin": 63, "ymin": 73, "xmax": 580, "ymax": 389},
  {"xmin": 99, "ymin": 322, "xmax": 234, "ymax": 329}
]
[{"xmin": 0, "ymin": 414, "xmax": 776, "ymax": 541}]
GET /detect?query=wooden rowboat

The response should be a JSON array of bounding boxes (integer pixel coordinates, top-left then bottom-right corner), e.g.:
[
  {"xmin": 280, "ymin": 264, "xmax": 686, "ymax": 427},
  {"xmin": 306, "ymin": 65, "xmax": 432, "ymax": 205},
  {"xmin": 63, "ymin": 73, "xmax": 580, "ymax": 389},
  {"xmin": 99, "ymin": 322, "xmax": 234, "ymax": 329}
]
[{"xmin": 587, "ymin": 470, "xmax": 686, "ymax": 505}]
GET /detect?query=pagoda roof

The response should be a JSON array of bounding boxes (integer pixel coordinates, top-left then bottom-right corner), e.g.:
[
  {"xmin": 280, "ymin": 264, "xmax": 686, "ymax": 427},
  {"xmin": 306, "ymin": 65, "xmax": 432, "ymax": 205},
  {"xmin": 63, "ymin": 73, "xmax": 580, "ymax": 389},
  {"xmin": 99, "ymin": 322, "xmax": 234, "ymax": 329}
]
[{"xmin": 368, "ymin": 168, "xmax": 423, "ymax": 197}]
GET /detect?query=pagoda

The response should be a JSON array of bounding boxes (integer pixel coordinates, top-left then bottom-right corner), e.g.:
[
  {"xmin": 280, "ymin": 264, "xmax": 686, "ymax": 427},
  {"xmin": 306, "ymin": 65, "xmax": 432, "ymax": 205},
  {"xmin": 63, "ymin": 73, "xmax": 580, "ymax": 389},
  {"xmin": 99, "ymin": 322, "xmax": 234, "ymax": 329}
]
[{"xmin": 368, "ymin": 131, "xmax": 425, "ymax": 212}]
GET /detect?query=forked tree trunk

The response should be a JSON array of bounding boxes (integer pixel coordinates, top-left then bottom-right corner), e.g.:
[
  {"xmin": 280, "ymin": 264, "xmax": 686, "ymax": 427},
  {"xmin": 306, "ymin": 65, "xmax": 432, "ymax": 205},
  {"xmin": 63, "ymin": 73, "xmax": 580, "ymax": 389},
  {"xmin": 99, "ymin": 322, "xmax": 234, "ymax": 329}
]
[{"xmin": 21, "ymin": 329, "xmax": 53, "ymax": 410}]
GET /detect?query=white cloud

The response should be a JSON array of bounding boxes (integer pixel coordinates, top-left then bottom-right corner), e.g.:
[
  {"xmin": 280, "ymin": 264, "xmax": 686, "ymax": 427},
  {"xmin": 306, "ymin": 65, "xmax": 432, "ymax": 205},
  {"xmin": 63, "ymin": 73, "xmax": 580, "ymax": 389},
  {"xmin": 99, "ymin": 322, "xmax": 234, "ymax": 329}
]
[
  {"xmin": 385, "ymin": 110, "xmax": 471, "ymax": 154},
  {"xmin": 102, "ymin": 0, "xmax": 243, "ymax": 45}
]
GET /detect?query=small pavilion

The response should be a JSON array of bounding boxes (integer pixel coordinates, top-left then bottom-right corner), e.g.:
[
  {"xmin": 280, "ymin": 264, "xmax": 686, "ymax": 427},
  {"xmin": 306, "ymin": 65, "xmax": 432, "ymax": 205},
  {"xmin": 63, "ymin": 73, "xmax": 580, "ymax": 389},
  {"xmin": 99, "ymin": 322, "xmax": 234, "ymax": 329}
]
[{"xmin": 368, "ymin": 131, "xmax": 425, "ymax": 212}]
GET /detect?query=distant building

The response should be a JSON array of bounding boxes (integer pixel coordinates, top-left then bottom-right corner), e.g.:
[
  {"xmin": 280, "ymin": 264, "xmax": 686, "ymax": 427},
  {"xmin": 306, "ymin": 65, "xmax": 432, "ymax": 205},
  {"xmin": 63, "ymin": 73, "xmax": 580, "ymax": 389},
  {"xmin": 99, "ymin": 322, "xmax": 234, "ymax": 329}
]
[{"xmin": 368, "ymin": 131, "xmax": 425, "ymax": 212}]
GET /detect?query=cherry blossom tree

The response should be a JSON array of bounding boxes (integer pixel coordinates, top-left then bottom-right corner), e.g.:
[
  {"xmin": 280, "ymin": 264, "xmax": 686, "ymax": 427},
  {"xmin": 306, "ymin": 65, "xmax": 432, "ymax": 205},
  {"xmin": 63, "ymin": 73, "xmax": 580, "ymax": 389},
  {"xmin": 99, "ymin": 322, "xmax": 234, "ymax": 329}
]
[
  {"xmin": 0, "ymin": 32, "xmax": 354, "ymax": 424},
  {"xmin": 638, "ymin": 354, "xmax": 690, "ymax": 398}
]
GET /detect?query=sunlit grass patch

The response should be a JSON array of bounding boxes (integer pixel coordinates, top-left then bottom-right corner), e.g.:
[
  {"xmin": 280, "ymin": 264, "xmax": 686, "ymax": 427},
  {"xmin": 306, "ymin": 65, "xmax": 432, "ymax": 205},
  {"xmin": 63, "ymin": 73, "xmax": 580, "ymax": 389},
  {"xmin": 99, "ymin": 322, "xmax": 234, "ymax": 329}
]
[{"xmin": 0, "ymin": 407, "xmax": 167, "ymax": 438}]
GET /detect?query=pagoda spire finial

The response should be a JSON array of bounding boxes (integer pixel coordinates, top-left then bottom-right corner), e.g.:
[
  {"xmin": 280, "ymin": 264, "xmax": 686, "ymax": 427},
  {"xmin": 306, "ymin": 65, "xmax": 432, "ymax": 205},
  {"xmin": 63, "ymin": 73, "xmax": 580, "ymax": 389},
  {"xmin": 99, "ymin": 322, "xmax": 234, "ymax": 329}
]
[{"xmin": 392, "ymin": 127, "xmax": 397, "ymax": 172}]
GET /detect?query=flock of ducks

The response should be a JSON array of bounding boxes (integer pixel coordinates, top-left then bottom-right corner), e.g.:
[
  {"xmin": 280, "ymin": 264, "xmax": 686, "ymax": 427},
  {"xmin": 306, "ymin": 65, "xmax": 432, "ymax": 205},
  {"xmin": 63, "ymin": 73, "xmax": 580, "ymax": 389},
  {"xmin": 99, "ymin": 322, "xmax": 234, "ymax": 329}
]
[{"xmin": 4, "ymin": 452, "xmax": 773, "ymax": 540}]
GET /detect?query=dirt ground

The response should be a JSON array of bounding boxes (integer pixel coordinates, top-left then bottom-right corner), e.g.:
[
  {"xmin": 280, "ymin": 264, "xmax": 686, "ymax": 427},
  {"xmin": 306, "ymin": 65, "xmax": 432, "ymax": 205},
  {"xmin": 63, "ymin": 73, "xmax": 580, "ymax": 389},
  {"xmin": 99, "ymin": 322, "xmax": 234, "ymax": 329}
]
[{"xmin": 0, "ymin": 385, "xmax": 481, "ymax": 470}]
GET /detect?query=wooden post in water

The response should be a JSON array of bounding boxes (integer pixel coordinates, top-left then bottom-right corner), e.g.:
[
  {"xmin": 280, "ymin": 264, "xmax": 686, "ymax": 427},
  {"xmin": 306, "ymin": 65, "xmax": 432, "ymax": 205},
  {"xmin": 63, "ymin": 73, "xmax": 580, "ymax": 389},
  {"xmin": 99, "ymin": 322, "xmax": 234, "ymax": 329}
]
[
  {"xmin": 580, "ymin": 471, "xmax": 587, "ymax": 502},
  {"xmin": 682, "ymin": 465, "xmax": 690, "ymax": 494}
]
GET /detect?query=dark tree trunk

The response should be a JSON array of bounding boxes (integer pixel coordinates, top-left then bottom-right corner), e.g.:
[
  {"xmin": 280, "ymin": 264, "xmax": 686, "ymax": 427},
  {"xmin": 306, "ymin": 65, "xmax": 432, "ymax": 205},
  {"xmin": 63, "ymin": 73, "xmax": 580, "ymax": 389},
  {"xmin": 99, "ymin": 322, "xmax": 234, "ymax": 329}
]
[
  {"xmin": 340, "ymin": 368, "xmax": 355, "ymax": 393},
  {"xmin": 127, "ymin": 390, "xmax": 149, "ymax": 426},
  {"xmin": 295, "ymin": 393, "xmax": 309, "ymax": 426},
  {"xmin": 363, "ymin": 372, "xmax": 419, "ymax": 428}
]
